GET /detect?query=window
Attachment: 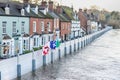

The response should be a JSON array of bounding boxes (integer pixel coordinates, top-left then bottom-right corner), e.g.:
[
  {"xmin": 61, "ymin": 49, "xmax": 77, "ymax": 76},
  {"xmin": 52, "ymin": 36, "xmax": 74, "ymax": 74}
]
[
  {"xmin": 47, "ymin": 22, "xmax": 51, "ymax": 31},
  {"xmin": 33, "ymin": 21, "xmax": 36, "ymax": 32},
  {"xmin": 12, "ymin": 22, "xmax": 16, "ymax": 34},
  {"xmin": 37, "ymin": 38, "xmax": 39, "ymax": 46},
  {"xmin": 5, "ymin": 6, "xmax": 10, "ymax": 14},
  {"xmin": 41, "ymin": 21, "xmax": 44, "ymax": 31},
  {"xmin": 62, "ymin": 24, "xmax": 64, "ymax": 30},
  {"xmin": 42, "ymin": 37, "xmax": 44, "ymax": 45},
  {"xmin": 34, "ymin": 38, "xmax": 36, "ymax": 46},
  {"xmin": 49, "ymin": 36, "xmax": 50, "ymax": 41},
  {"xmin": 23, "ymin": 40, "xmax": 29, "ymax": 50},
  {"xmin": 21, "ymin": 9, "xmax": 25, "ymax": 15},
  {"xmin": 21, "ymin": 22, "xmax": 25, "ymax": 34},
  {"xmin": 2, "ymin": 22, "xmax": 7, "ymax": 34}
]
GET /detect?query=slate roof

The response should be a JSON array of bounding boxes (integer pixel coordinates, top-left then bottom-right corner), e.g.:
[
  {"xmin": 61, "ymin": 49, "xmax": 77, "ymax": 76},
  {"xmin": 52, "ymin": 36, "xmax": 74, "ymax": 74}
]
[
  {"xmin": 3, "ymin": 34, "xmax": 11, "ymax": 40},
  {"xmin": 48, "ymin": 11, "xmax": 59, "ymax": 18},
  {"xmin": 23, "ymin": 33, "xmax": 29, "ymax": 37},
  {"xmin": 62, "ymin": 6, "xmax": 75, "ymax": 20},
  {"xmin": 30, "ymin": 32, "xmax": 40, "ymax": 38}
]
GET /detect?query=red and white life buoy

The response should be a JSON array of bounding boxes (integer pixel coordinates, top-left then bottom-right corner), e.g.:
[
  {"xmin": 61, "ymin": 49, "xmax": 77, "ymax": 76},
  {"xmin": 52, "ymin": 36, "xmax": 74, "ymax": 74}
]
[{"xmin": 42, "ymin": 42, "xmax": 50, "ymax": 55}]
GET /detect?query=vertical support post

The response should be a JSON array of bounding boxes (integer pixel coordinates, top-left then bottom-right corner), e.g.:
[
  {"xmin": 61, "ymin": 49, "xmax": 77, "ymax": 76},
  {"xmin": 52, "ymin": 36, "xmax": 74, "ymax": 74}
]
[
  {"xmin": 58, "ymin": 49, "xmax": 61, "ymax": 60},
  {"xmin": 74, "ymin": 43, "xmax": 76, "ymax": 52},
  {"xmin": 32, "ymin": 49, "xmax": 35, "ymax": 72},
  {"xmin": 78, "ymin": 42, "xmax": 79, "ymax": 50},
  {"xmin": 64, "ymin": 46, "xmax": 67, "ymax": 57},
  {"xmin": 17, "ymin": 64, "xmax": 21, "ymax": 78},
  {"xmin": 17, "ymin": 40, "xmax": 21, "ymax": 78},
  {"xmin": 51, "ymin": 50, "xmax": 53, "ymax": 64},
  {"xmin": 70, "ymin": 45, "xmax": 72, "ymax": 54},
  {"xmin": 43, "ymin": 55, "xmax": 46, "ymax": 66},
  {"xmin": 0, "ymin": 71, "xmax": 1, "ymax": 80},
  {"xmin": 32, "ymin": 59, "xmax": 36, "ymax": 72}
]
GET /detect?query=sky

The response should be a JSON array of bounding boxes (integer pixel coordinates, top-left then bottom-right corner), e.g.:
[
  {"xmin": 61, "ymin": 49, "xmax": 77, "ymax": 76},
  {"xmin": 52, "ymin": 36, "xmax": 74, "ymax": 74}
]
[{"xmin": 56, "ymin": 0, "xmax": 120, "ymax": 12}]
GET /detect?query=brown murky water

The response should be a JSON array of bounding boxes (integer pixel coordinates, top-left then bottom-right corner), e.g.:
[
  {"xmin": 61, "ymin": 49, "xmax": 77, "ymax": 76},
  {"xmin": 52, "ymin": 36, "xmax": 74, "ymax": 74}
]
[{"xmin": 14, "ymin": 29, "xmax": 120, "ymax": 80}]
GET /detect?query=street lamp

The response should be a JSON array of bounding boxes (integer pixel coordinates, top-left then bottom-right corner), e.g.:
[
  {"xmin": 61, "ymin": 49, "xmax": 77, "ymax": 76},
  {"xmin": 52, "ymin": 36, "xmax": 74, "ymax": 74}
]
[{"xmin": 17, "ymin": 39, "xmax": 21, "ymax": 78}]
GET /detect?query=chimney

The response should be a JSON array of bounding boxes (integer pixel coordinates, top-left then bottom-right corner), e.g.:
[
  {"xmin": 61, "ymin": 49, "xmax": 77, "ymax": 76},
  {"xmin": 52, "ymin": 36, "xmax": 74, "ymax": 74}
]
[
  {"xmin": 41, "ymin": 0, "xmax": 47, "ymax": 7},
  {"xmin": 23, "ymin": 0, "xmax": 29, "ymax": 3},
  {"xmin": 35, "ymin": 6, "xmax": 38, "ymax": 14},
  {"xmin": 79, "ymin": 8, "xmax": 82, "ymax": 12},
  {"xmin": 71, "ymin": 5, "xmax": 73, "ymax": 11},
  {"xmin": 48, "ymin": 0, "xmax": 54, "ymax": 12},
  {"xmin": 56, "ymin": 4, "xmax": 62, "ymax": 14},
  {"xmin": 26, "ymin": 4, "xmax": 30, "ymax": 13},
  {"xmin": 5, "ymin": 4, "xmax": 10, "ymax": 15},
  {"xmin": 21, "ymin": 8, "xmax": 25, "ymax": 16}
]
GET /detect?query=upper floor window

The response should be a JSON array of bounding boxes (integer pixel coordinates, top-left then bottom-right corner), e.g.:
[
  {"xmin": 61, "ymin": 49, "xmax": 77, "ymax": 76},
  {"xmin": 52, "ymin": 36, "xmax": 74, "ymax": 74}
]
[
  {"xmin": 2, "ymin": 22, "xmax": 7, "ymax": 34},
  {"xmin": 33, "ymin": 21, "xmax": 36, "ymax": 32},
  {"xmin": 21, "ymin": 22, "xmax": 25, "ymax": 34},
  {"xmin": 41, "ymin": 21, "xmax": 44, "ymax": 31},
  {"xmin": 12, "ymin": 22, "xmax": 16, "ymax": 34},
  {"xmin": 62, "ymin": 24, "xmax": 64, "ymax": 30},
  {"xmin": 47, "ymin": 22, "xmax": 51, "ymax": 31}
]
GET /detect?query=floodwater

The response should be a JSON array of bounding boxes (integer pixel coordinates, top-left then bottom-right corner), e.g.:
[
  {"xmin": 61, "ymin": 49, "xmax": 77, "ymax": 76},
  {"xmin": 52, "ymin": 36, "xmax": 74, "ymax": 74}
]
[{"xmin": 14, "ymin": 29, "xmax": 120, "ymax": 80}]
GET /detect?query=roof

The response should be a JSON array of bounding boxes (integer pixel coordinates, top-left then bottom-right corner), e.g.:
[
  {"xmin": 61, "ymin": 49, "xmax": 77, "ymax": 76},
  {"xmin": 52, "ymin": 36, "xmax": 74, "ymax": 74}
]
[
  {"xmin": 23, "ymin": 33, "xmax": 29, "ymax": 37},
  {"xmin": 48, "ymin": 11, "xmax": 59, "ymax": 18},
  {"xmin": 62, "ymin": 6, "xmax": 75, "ymax": 20},
  {"xmin": 30, "ymin": 32, "xmax": 40, "ymax": 38},
  {"xmin": 3, "ymin": 34, "xmax": 11, "ymax": 40}
]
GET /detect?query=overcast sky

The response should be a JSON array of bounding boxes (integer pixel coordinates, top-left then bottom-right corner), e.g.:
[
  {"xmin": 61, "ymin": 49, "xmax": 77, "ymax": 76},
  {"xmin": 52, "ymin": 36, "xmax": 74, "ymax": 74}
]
[{"xmin": 56, "ymin": 0, "xmax": 120, "ymax": 12}]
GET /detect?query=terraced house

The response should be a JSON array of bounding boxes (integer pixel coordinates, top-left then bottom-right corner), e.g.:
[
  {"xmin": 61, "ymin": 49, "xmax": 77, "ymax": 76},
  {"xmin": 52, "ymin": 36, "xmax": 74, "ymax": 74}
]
[
  {"xmin": 0, "ymin": 0, "xmax": 98, "ymax": 58},
  {"xmin": 0, "ymin": 2, "xmax": 30, "ymax": 58}
]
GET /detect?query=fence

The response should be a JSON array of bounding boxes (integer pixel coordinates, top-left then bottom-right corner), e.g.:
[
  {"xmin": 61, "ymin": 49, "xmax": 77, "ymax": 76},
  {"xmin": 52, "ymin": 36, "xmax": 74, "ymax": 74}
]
[{"xmin": 0, "ymin": 26, "xmax": 112, "ymax": 80}]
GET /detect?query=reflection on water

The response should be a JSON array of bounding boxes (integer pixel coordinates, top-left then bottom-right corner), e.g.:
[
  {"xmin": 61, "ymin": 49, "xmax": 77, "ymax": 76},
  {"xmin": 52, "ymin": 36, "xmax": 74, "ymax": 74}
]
[{"xmin": 14, "ymin": 29, "xmax": 120, "ymax": 80}]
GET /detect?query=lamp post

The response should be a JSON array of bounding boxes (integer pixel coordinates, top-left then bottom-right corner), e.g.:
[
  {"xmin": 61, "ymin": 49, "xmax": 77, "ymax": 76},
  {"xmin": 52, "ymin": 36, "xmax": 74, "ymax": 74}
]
[
  {"xmin": 32, "ymin": 48, "xmax": 36, "ymax": 72},
  {"xmin": 69, "ymin": 32, "xmax": 72, "ymax": 54},
  {"xmin": 78, "ymin": 30, "xmax": 80, "ymax": 50},
  {"xmin": 74, "ymin": 31, "xmax": 76, "ymax": 52},
  {"xmin": 64, "ymin": 34, "xmax": 67, "ymax": 57},
  {"xmin": 17, "ymin": 39, "xmax": 21, "ymax": 78},
  {"xmin": 11, "ymin": 40, "xmax": 13, "ymax": 57}
]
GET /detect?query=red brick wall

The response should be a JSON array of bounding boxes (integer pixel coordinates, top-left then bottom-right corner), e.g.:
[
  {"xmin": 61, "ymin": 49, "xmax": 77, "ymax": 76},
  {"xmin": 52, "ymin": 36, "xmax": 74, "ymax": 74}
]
[
  {"xmin": 43, "ymin": 18, "xmax": 54, "ymax": 34},
  {"xmin": 78, "ymin": 10, "xmax": 87, "ymax": 32},
  {"xmin": 30, "ymin": 18, "xmax": 41, "ymax": 35},
  {"xmin": 60, "ymin": 21, "xmax": 71, "ymax": 39}
]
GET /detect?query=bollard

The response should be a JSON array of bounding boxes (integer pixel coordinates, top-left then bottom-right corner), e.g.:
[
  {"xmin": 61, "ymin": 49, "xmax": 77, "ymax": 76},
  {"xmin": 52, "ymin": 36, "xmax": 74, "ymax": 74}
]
[
  {"xmin": 74, "ymin": 43, "xmax": 76, "ymax": 52},
  {"xmin": 78, "ymin": 42, "xmax": 79, "ymax": 50},
  {"xmin": 70, "ymin": 45, "xmax": 72, "ymax": 54},
  {"xmin": 0, "ymin": 71, "xmax": 1, "ymax": 80},
  {"xmin": 84, "ymin": 39, "xmax": 85, "ymax": 47},
  {"xmin": 17, "ymin": 64, "xmax": 21, "ymax": 78},
  {"xmin": 58, "ymin": 49, "xmax": 61, "ymax": 60},
  {"xmin": 32, "ymin": 59, "xmax": 36, "ymax": 72},
  {"xmin": 43, "ymin": 55, "xmax": 46, "ymax": 66},
  {"xmin": 81, "ymin": 41, "xmax": 83, "ymax": 48},
  {"xmin": 51, "ymin": 51, "xmax": 53, "ymax": 64},
  {"xmin": 64, "ymin": 46, "xmax": 67, "ymax": 57}
]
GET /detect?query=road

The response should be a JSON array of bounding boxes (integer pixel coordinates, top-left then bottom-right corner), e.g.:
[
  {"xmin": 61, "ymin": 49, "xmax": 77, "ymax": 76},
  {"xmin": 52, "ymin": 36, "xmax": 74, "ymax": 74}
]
[{"xmin": 14, "ymin": 29, "xmax": 120, "ymax": 80}]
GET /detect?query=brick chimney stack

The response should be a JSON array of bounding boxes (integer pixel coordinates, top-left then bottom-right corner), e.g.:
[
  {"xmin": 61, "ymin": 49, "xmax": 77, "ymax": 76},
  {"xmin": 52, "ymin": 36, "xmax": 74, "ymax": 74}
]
[
  {"xmin": 41, "ymin": 0, "xmax": 47, "ymax": 7},
  {"xmin": 56, "ymin": 4, "xmax": 62, "ymax": 14},
  {"xmin": 23, "ymin": 0, "xmax": 29, "ymax": 3},
  {"xmin": 48, "ymin": 0, "xmax": 54, "ymax": 12}
]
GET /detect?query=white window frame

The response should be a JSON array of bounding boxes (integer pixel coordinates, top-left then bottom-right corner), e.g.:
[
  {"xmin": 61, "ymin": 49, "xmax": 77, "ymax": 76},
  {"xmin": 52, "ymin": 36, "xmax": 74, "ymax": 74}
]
[
  {"xmin": 41, "ymin": 21, "xmax": 44, "ymax": 32},
  {"xmin": 47, "ymin": 22, "xmax": 51, "ymax": 31},
  {"xmin": 2, "ymin": 21, "xmax": 7, "ymax": 34},
  {"xmin": 62, "ymin": 24, "xmax": 64, "ymax": 30},
  {"xmin": 33, "ymin": 21, "xmax": 36, "ymax": 32},
  {"xmin": 21, "ymin": 22, "xmax": 25, "ymax": 34},
  {"xmin": 12, "ymin": 22, "xmax": 16, "ymax": 34}
]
